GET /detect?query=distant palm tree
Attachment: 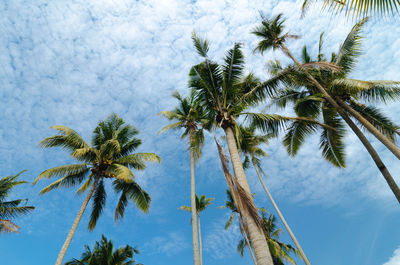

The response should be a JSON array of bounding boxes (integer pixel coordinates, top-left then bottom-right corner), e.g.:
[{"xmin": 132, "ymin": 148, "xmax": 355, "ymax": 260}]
[
  {"xmin": 180, "ymin": 194, "xmax": 214, "ymax": 265},
  {"xmin": 158, "ymin": 91, "xmax": 210, "ymax": 265},
  {"xmin": 237, "ymin": 125, "xmax": 310, "ymax": 265},
  {"xmin": 220, "ymin": 191, "xmax": 299, "ymax": 265},
  {"xmin": 301, "ymin": 0, "xmax": 400, "ymax": 19},
  {"xmin": 34, "ymin": 114, "xmax": 160, "ymax": 265},
  {"xmin": 238, "ymin": 213, "xmax": 299, "ymax": 265},
  {"xmin": 0, "ymin": 170, "xmax": 34, "ymax": 233},
  {"xmin": 64, "ymin": 234, "xmax": 142, "ymax": 265},
  {"xmin": 252, "ymin": 14, "xmax": 400, "ymax": 204}
]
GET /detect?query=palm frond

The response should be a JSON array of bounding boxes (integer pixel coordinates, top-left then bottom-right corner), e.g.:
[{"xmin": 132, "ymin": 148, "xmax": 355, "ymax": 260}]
[
  {"xmin": 88, "ymin": 180, "xmax": 106, "ymax": 231},
  {"xmin": 39, "ymin": 168, "xmax": 89, "ymax": 194},
  {"xmin": 33, "ymin": 164, "xmax": 88, "ymax": 184},
  {"xmin": 192, "ymin": 32, "xmax": 209, "ymax": 58},
  {"xmin": 39, "ymin": 126, "xmax": 89, "ymax": 152},
  {"xmin": 113, "ymin": 180, "xmax": 151, "ymax": 214},
  {"xmin": 283, "ymin": 121, "xmax": 318, "ymax": 156}
]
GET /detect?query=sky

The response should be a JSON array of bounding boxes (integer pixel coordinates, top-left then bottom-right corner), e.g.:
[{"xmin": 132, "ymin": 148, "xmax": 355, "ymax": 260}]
[{"xmin": 0, "ymin": 0, "xmax": 400, "ymax": 264}]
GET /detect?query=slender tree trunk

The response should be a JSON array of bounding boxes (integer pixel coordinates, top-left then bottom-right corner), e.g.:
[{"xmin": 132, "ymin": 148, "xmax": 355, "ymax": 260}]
[
  {"xmin": 252, "ymin": 160, "xmax": 310, "ymax": 265},
  {"xmin": 198, "ymin": 213, "xmax": 203, "ymax": 265},
  {"xmin": 224, "ymin": 126, "xmax": 274, "ymax": 265},
  {"xmin": 335, "ymin": 97, "xmax": 400, "ymax": 160},
  {"xmin": 55, "ymin": 176, "xmax": 99, "ymax": 265},
  {"xmin": 190, "ymin": 133, "xmax": 201, "ymax": 265},
  {"xmin": 280, "ymin": 44, "xmax": 400, "ymax": 204}
]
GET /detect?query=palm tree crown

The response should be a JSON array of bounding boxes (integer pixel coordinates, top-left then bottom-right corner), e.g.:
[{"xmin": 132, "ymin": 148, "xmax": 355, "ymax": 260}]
[
  {"xmin": 0, "ymin": 170, "xmax": 34, "ymax": 233},
  {"xmin": 179, "ymin": 194, "xmax": 214, "ymax": 215},
  {"xmin": 65, "ymin": 234, "xmax": 142, "ymax": 265},
  {"xmin": 34, "ymin": 114, "xmax": 160, "ymax": 229}
]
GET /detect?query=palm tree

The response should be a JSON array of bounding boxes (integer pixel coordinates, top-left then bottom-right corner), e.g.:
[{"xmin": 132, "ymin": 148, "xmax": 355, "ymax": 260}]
[
  {"xmin": 238, "ymin": 213, "xmax": 299, "ymax": 265},
  {"xmin": 301, "ymin": 0, "xmax": 400, "ymax": 19},
  {"xmin": 64, "ymin": 234, "xmax": 142, "ymax": 265},
  {"xmin": 252, "ymin": 14, "xmax": 400, "ymax": 204},
  {"xmin": 0, "ymin": 170, "xmax": 34, "ymax": 233},
  {"xmin": 180, "ymin": 194, "xmax": 214, "ymax": 265},
  {"xmin": 189, "ymin": 31, "xmax": 293, "ymax": 265},
  {"xmin": 189, "ymin": 33, "xmax": 333, "ymax": 264},
  {"xmin": 237, "ymin": 125, "xmax": 311, "ymax": 265},
  {"xmin": 158, "ymin": 91, "xmax": 210, "ymax": 265},
  {"xmin": 33, "ymin": 114, "xmax": 160, "ymax": 265}
]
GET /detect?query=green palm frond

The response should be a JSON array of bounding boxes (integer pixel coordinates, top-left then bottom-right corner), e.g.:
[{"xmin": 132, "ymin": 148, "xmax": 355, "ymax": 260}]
[
  {"xmin": 75, "ymin": 175, "xmax": 93, "ymax": 195},
  {"xmin": 107, "ymin": 164, "xmax": 135, "ymax": 182},
  {"xmin": 192, "ymin": 31, "xmax": 209, "ymax": 58},
  {"xmin": 40, "ymin": 126, "xmax": 89, "ymax": 152},
  {"xmin": 223, "ymin": 43, "xmax": 245, "ymax": 91},
  {"xmin": 320, "ymin": 108, "xmax": 346, "ymax": 167},
  {"xmin": 245, "ymin": 113, "xmax": 289, "ymax": 137},
  {"xmin": 113, "ymin": 180, "xmax": 151, "ymax": 214},
  {"xmin": 158, "ymin": 121, "xmax": 184, "ymax": 134},
  {"xmin": 283, "ymin": 121, "xmax": 318, "ymax": 156},
  {"xmin": 34, "ymin": 164, "xmax": 88, "ymax": 184},
  {"xmin": 224, "ymin": 212, "xmax": 236, "ymax": 230},
  {"xmin": 39, "ymin": 168, "xmax": 90, "ymax": 194},
  {"xmin": 335, "ymin": 18, "xmax": 367, "ymax": 74},
  {"xmin": 332, "ymin": 79, "xmax": 400, "ymax": 103},
  {"xmin": 100, "ymin": 139, "xmax": 121, "ymax": 158},
  {"xmin": 350, "ymin": 101, "xmax": 400, "ymax": 142},
  {"xmin": 294, "ymin": 96, "xmax": 323, "ymax": 118},
  {"xmin": 88, "ymin": 180, "xmax": 106, "ymax": 231},
  {"xmin": 72, "ymin": 147, "xmax": 100, "ymax": 163},
  {"xmin": 179, "ymin": 206, "xmax": 192, "ymax": 212},
  {"xmin": 322, "ymin": 0, "xmax": 400, "ymax": 18}
]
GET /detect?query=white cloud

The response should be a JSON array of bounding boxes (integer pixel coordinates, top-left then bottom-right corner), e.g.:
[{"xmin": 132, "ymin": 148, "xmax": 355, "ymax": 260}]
[{"xmin": 383, "ymin": 246, "xmax": 400, "ymax": 265}]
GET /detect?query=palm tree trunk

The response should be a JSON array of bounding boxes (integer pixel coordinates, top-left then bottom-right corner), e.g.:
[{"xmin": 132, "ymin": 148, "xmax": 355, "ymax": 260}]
[
  {"xmin": 252, "ymin": 160, "xmax": 311, "ymax": 265},
  {"xmin": 335, "ymin": 96, "xmax": 400, "ymax": 160},
  {"xmin": 242, "ymin": 222, "xmax": 258, "ymax": 265},
  {"xmin": 190, "ymin": 133, "xmax": 201, "ymax": 265},
  {"xmin": 224, "ymin": 126, "xmax": 274, "ymax": 265},
  {"xmin": 55, "ymin": 176, "xmax": 100, "ymax": 265},
  {"xmin": 280, "ymin": 44, "xmax": 400, "ymax": 204},
  {"xmin": 198, "ymin": 213, "xmax": 203, "ymax": 265}
]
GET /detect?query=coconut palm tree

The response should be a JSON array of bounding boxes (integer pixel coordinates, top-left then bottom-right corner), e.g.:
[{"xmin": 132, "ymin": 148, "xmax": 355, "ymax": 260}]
[
  {"xmin": 301, "ymin": 0, "xmax": 400, "ymax": 19},
  {"xmin": 158, "ymin": 91, "xmax": 210, "ymax": 265},
  {"xmin": 180, "ymin": 194, "xmax": 214, "ymax": 265},
  {"xmin": 189, "ymin": 32, "xmax": 336, "ymax": 265},
  {"xmin": 189, "ymin": 31, "xmax": 297, "ymax": 265},
  {"xmin": 64, "ymin": 234, "xmax": 142, "ymax": 265},
  {"xmin": 0, "ymin": 170, "xmax": 34, "ymax": 233},
  {"xmin": 252, "ymin": 14, "xmax": 400, "ymax": 204},
  {"xmin": 238, "ymin": 213, "xmax": 299, "ymax": 265},
  {"xmin": 33, "ymin": 114, "xmax": 160, "ymax": 265},
  {"xmin": 237, "ymin": 125, "xmax": 310, "ymax": 265}
]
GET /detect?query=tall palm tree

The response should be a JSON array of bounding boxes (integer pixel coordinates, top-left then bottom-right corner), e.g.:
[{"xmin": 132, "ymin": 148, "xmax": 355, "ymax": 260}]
[
  {"xmin": 158, "ymin": 91, "xmax": 210, "ymax": 265},
  {"xmin": 64, "ymin": 234, "xmax": 142, "ymax": 265},
  {"xmin": 189, "ymin": 32, "xmax": 290, "ymax": 265},
  {"xmin": 33, "ymin": 114, "xmax": 160, "ymax": 265},
  {"xmin": 237, "ymin": 125, "xmax": 310, "ymax": 265},
  {"xmin": 189, "ymin": 33, "xmax": 332, "ymax": 265},
  {"xmin": 301, "ymin": 0, "xmax": 400, "ymax": 19},
  {"xmin": 252, "ymin": 14, "xmax": 400, "ymax": 204},
  {"xmin": 238, "ymin": 213, "xmax": 299, "ymax": 265},
  {"xmin": 180, "ymin": 194, "xmax": 214, "ymax": 265},
  {"xmin": 0, "ymin": 170, "xmax": 34, "ymax": 233}
]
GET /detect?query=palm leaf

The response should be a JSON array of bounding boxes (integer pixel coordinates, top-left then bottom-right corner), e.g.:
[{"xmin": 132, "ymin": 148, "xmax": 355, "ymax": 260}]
[
  {"xmin": 33, "ymin": 164, "xmax": 88, "ymax": 184},
  {"xmin": 88, "ymin": 180, "xmax": 106, "ymax": 230}
]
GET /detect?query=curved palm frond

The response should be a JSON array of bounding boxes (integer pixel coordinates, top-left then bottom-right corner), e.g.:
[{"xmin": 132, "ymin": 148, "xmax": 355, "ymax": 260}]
[{"xmin": 88, "ymin": 180, "xmax": 106, "ymax": 231}]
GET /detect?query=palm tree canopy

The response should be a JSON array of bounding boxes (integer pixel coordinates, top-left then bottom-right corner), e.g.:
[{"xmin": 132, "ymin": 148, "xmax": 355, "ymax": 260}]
[
  {"xmin": 179, "ymin": 194, "xmax": 214, "ymax": 214},
  {"xmin": 0, "ymin": 170, "xmax": 34, "ymax": 233},
  {"xmin": 158, "ymin": 90, "xmax": 211, "ymax": 160},
  {"xmin": 34, "ymin": 114, "xmax": 161, "ymax": 230},
  {"xmin": 256, "ymin": 16, "xmax": 400, "ymax": 167},
  {"xmin": 64, "ymin": 234, "xmax": 142, "ymax": 265}
]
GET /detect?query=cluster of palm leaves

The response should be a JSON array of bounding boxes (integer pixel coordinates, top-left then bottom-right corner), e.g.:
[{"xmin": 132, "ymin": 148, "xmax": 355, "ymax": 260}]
[{"xmin": 65, "ymin": 235, "xmax": 142, "ymax": 265}]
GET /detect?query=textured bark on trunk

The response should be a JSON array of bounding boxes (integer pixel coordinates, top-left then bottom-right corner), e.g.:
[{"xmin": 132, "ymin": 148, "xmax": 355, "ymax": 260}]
[
  {"xmin": 335, "ymin": 97, "xmax": 400, "ymax": 160},
  {"xmin": 281, "ymin": 44, "xmax": 400, "ymax": 204},
  {"xmin": 224, "ymin": 127, "xmax": 274, "ymax": 265},
  {"xmin": 55, "ymin": 176, "xmax": 100, "ymax": 265},
  {"xmin": 252, "ymin": 160, "xmax": 310, "ymax": 265},
  {"xmin": 198, "ymin": 213, "xmax": 203, "ymax": 265},
  {"xmin": 242, "ymin": 223, "xmax": 258, "ymax": 265},
  {"xmin": 190, "ymin": 133, "xmax": 201, "ymax": 265}
]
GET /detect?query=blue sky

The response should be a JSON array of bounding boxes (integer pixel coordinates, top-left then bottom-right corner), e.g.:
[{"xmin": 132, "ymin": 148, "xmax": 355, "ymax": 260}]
[{"xmin": 0, "ymin": 0, "xmax": 400, "ymax": 264}]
